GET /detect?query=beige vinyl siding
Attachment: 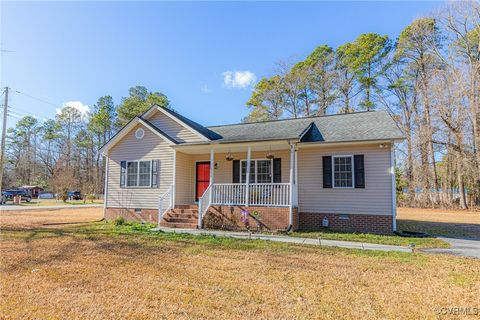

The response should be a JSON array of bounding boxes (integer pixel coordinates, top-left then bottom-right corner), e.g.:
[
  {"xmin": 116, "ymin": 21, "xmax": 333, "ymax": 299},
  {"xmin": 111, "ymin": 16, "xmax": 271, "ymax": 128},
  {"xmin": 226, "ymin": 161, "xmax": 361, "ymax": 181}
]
[
  {"xmin": 147, "ymin": 110, "xmax": 204, "ymax": 143},
  {"xmin": 175, "ymin": 152, "xmax": 195, "ymax": 205},
  {"xmin": 174, "ymin": 150, "xmax": 291, "ymax": 205},
  {"xmin": 107, "ymin": 124, "xmax": 174, "ymax": 209},
  {"xmin": 297, "ymin": 143, "xmax": 392, "ymax": 215}
]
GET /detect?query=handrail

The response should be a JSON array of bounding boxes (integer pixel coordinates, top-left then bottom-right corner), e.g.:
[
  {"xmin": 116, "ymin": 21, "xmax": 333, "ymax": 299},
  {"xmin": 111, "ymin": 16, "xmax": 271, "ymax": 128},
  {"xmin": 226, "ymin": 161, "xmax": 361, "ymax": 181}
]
[
  {"xmin": 197, "ymin": 183, "xmax": 212, "ymax": 229},
  {"xmin": 158, "ymin": 186, "xmax": 173, "ymax": 227},
  {"xmin": 210, "ymin": 183, "xmax": 290, "ymax": 207}
]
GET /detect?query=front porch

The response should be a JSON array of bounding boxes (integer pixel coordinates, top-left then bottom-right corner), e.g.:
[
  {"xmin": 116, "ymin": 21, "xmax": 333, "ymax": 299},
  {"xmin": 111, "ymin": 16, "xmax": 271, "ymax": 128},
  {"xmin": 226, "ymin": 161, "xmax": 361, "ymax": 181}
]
[{"xmin": 159, "ymin": 141, "xmax": 299, "ymax": 230}]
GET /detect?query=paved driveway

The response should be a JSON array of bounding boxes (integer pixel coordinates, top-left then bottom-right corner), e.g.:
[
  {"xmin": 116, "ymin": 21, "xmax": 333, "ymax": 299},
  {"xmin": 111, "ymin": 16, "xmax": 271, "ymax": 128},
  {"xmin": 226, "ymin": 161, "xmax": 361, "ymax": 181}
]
[{"xmin": 422, "ymin": 238, "xmax": 480, "ymax": 259}]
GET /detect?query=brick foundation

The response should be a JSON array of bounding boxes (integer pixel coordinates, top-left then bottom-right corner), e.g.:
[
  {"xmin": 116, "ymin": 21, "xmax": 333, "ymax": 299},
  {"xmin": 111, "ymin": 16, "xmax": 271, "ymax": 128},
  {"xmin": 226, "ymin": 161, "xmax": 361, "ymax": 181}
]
[
  {"xmin": 298, "ymin": 212, "xmax": 393, "ymax": 235},
  {"xmin": 203, "ymin": 206, "xmax": 298, "ymax": 231},
  {"xmin": 105, "ymin": 207, "xmax": 159, "ymax": 224}
]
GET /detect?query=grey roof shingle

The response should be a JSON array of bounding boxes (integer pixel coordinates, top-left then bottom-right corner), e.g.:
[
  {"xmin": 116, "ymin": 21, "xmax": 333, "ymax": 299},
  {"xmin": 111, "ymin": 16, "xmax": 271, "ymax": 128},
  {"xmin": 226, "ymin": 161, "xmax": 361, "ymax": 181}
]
[{"xmin": 206, "ymin": 110, "xmax": 404, "ymax": 144}]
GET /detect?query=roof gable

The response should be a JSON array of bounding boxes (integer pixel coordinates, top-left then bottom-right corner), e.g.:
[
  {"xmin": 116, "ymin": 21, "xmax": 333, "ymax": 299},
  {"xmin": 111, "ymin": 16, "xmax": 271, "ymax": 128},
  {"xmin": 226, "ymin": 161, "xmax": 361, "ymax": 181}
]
[
  {"xmin": 100, "ymin": 116, "xmax": 176, "ymax": 154},
  {"xmin": 143, "ymin": 105, "xmax": 215, "ymax": 142}
]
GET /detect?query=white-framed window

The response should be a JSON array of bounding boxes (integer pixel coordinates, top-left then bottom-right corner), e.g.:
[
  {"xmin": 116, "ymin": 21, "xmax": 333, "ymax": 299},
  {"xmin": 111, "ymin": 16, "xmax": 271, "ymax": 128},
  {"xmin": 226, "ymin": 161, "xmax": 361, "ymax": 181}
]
[
  {"xmin": 126, "ymin": 160, "xmax": 151, "ymax": 187},
  {"xmin": 333, "ymin": 155, "xmax": 354, "ymax": 188},
  {"xmin": 240, "ymin": 159, "xmax": 273, "ymax": 183}
]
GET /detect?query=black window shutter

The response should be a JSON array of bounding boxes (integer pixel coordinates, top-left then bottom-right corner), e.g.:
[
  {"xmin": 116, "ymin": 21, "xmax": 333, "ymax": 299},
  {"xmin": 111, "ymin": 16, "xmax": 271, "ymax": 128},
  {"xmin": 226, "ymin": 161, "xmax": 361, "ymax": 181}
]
[
  {"xmin": 151, "ymin": 160, "xmax": 159, "ymax": 188},
  {"xmin": 120, "ymin": 161, "xmax": 126, "ymax": 187},
  {"xmin": 232, "ymin": 160, "xmax": 240, "ymax": 183},
  {"xmin": 322, "ymin": 156, "xmax": 332, "ymax": 188},
  {"xmin": 354, "ymin": 155, "xmax": 365, "ymax": 188},
  {"xmin": 273, "ymin": 158, "xmax": 281, "ymax": 183}
]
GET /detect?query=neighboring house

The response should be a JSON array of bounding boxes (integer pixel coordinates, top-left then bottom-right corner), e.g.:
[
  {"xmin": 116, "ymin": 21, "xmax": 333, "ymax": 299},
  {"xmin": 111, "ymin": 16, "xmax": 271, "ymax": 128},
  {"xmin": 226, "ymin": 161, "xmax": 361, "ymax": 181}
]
[
  {"xmin": 19, "ymin": 185, "xmax": 44, "ymax": 198},
  {"xmin": 100, "ymin": 105, "xmax": 404, "ymax": 234}
]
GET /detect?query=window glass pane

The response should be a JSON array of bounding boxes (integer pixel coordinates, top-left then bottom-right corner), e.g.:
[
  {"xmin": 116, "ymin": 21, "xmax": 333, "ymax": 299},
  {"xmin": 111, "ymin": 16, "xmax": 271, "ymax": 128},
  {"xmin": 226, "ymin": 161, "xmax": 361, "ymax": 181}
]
[
  {"xmin": 127, "ymin": 162, "xmax": 138, "ymax": 186},
  {"xmin": 240, "ymin": 161, "xmax": 255, "ymax": 183},
  {"xmin": 139, "ymin": 161, "xmax": 151, "ymax": 187},
  {"xmin": 334, "ymin": 157, "xmax": 353, "ymax": 187},
  {"xmin": 256, "ymin": 160, "xmax": 272, "ymax": 183}
]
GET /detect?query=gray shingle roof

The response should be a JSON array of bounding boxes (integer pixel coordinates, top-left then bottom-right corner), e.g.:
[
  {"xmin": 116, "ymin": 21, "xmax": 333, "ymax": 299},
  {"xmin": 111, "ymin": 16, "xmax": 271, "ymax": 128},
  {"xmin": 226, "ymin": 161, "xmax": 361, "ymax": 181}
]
[{"xmin": 206, "ymin": 110, "xmax": 404, "ymax": 144}]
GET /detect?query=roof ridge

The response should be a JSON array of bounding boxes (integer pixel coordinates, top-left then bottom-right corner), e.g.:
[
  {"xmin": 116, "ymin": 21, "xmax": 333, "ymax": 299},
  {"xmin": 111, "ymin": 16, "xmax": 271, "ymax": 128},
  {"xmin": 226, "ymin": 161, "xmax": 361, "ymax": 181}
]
[{"xmin": 207, "ymin": 110, "xmax": 383, "ymax": 128}]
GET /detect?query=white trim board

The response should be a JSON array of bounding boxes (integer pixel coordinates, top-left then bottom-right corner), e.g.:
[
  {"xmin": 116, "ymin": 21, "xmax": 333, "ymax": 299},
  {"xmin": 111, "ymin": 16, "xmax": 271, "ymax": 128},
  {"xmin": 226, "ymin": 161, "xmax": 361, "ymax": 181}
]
[{"xmin": 144, "ymin": 105, "xmax": 210, "ymax": 142}]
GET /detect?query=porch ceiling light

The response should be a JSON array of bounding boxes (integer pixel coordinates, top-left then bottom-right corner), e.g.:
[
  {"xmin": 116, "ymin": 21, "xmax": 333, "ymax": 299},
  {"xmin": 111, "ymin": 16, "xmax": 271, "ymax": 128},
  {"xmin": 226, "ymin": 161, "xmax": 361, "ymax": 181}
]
[{"xmin": 266, "ymin": 146, "xmax": 275, "ymax": 160}]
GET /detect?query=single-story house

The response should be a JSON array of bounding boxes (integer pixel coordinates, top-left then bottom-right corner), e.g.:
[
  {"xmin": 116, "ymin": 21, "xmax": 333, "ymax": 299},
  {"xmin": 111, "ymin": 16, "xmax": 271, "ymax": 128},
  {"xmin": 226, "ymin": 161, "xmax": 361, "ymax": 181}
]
[
  {"xmin": 100, "ymin": 105, "xmax": 404, "ymax": 234},
  {"xmin": 19, "ymin": 185, "xmax": 44, "ymax": 198}
]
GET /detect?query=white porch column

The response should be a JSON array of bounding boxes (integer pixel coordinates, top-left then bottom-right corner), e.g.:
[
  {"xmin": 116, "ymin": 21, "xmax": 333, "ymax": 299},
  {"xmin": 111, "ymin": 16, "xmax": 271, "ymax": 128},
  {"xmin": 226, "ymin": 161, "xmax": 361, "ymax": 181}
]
[
  {"xmin": 294, "ymin": 146, "xmax": 298, "ymax": 207},
  {"xmin": 210, "ymin": 148, "xmax": 214, "ymax": 203},
  {"xmin": 289, "ymin": 143, "xmax": 295, "ymax": 228},
  {"xmin": 245, "ymin": 146, "xmax": 251, "ymax": 207},
  {"xmin": 390, "ymin": 143, "xmax": 397, "ymax": 231},
  {"xmin": 172, "ymin": 150, "xmax": 176, "ymax": 207}
]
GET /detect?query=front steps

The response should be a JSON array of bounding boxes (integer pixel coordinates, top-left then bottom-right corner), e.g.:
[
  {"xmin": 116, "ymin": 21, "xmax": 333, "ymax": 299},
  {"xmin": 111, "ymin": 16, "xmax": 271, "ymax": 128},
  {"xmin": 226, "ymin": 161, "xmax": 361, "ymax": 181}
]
[{"xmin": 160, "ymin": 205, "xmax": 198, "ymax": 229}]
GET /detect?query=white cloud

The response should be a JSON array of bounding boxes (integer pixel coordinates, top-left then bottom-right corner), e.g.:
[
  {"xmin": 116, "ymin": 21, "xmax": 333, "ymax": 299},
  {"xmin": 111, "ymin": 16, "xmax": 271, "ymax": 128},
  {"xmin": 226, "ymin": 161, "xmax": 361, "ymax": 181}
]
[
  {"xmin": 222, "ymin": 70, "xmax": 257, "ymax": 89},
  {"xmin": 56, "ymin": 101, "xmax": 90, "ymax": 119},
  {"xmin": 200, "ymin": 84, "xmax": 212, "ymax": 93}
]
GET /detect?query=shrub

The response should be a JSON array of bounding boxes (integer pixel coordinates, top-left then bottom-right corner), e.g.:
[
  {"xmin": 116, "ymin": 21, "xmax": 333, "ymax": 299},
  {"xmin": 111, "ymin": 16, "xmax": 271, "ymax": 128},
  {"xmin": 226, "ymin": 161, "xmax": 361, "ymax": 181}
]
[
  {"xmin": 86, "ymin": 194, "xmax": 96, "ymax": 203},
  {"xmin": 114, "ymin": 216, "xmax": 125, "ymax": 226}
]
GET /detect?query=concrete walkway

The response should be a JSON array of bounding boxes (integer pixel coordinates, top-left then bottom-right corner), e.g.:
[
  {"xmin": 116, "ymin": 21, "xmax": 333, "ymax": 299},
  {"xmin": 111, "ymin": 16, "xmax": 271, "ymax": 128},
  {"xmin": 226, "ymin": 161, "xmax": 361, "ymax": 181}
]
[
  {"xmin": 0, "ymin": 204, "xmax": 103, "ymax": 212},
  {"xmin": 421, "ymin": 237, "xmax": 480, "ymax": 259},
  {"xmin": 152, "ymin": 227, "xmax": 412, "ymax": 253}
]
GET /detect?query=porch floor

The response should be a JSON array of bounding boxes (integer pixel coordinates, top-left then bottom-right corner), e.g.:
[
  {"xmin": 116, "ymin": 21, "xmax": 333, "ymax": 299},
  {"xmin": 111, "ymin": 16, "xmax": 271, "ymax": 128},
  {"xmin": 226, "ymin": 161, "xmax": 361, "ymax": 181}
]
[{"xmin": 150, "ymin": 227, "xmax": 411, "ymax": 253}]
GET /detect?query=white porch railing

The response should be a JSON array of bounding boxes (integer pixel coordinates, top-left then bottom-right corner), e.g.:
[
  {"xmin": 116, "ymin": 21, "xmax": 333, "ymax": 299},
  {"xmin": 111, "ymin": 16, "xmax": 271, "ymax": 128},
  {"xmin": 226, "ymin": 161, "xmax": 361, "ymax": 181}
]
[
  {"xmin": 198, "ymin": 183, "xmax": 212, "ymax": 228},
  {"xmin": 158, "ymin": 186, "xmax": 173, "ymax": 227},
  {"xmin": 197, "ymin": 182, "xmax": 291, "ymax": 228},
  {"xmin": 211, "ymin": 183, "xmax": 246, "ymax": 205},
  {"xmin": 211, "ymin": 183, "xmax": 290, "ymax": 207}
]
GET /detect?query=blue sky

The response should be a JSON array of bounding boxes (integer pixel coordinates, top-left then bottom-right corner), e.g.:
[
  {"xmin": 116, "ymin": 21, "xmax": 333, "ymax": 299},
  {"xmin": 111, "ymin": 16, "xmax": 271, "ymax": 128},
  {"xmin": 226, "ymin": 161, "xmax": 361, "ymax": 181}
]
[{"xmin": 1, "ymin": 1, "xmax": 442, "ymax": 129}]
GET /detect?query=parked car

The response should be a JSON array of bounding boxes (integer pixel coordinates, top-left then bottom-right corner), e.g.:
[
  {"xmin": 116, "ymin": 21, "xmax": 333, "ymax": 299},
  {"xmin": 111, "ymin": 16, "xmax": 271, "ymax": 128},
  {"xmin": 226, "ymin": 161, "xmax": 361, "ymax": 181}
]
[
  {"xmin": 2, "ymin": 190, "xmax": 32, "ymax": 203},
  {"xmin": 67, "ymin": 191, "xmax": 82, "ymax": 200},
  {"xmin": 38, "ymin": 191, "xmax": 55, "ymax": 199},
  {"xmin": 0, "ymin": 193, "xmax": 5, "ymax": 204}
]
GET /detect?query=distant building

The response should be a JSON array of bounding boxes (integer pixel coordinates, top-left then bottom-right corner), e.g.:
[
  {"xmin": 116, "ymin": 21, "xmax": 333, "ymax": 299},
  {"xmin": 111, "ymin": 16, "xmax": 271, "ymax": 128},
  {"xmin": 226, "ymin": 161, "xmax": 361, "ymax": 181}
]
[{"xmin": 20, "ymin": 186, "xmax": 45, "ymax": 198}]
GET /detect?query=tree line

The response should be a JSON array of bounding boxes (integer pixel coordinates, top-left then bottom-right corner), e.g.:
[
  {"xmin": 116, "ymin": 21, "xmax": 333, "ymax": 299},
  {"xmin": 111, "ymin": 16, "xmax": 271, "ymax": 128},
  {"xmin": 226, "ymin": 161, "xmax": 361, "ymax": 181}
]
[
  {"xmin": 2, "ymin": 2, "xmax": 478, "ymax": 208},
  {"xmin": 3, "ymin": 86, "xmax": 170, "ymax": 198},
  {"xmin": 245, "ymin": 2, "xmax": 479, "ymax": 209}
]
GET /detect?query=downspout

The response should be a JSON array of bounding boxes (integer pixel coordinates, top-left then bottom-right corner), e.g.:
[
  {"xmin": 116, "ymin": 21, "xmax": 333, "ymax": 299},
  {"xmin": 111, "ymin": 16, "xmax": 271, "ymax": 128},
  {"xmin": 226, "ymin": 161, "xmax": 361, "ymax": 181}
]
[
  {"xmin": 103, "ymin": 152, "xmax": 109, "ymax": 220},
  {"xmin": 390, "ymin": 142, "xmax": 397, "ymax": 231}
]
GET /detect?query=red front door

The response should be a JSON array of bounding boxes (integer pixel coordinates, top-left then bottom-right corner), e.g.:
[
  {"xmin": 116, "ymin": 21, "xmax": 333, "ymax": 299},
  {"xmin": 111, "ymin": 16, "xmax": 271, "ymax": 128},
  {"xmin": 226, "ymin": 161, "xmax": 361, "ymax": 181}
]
[{"xmin": 195, "ymin": 162, "xmax": 210, "ymax": 201}]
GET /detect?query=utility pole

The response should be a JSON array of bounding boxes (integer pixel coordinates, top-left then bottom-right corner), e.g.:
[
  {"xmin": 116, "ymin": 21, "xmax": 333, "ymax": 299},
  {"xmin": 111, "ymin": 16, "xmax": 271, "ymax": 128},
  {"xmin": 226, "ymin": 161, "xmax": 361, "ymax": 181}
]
[{"xmin": 0, "ymin": 87, "xmax": 9, "ymax": 191}]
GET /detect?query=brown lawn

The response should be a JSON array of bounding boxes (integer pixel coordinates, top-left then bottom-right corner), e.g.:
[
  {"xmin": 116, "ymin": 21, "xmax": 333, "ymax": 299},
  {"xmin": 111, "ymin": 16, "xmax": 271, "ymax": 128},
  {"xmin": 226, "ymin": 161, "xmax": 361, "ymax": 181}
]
[
  {"xmin": 0, "ymin": 208, "xmax": 479, "ymax": 319},
  {"xmin": 397, "ymin": 207, "xmax": 480, "ymax": 239},
  {"xmin": 0, "ymin": 207, "xmax": 103, "ymax": 229}
]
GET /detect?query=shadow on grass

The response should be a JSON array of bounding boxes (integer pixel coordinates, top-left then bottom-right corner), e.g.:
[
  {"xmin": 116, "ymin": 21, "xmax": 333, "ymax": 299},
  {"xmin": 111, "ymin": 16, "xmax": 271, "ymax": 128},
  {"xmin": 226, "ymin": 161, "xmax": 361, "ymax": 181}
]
[{"xmin": 397, "ymin": 219, "xmax": 480, "ymax": 240}]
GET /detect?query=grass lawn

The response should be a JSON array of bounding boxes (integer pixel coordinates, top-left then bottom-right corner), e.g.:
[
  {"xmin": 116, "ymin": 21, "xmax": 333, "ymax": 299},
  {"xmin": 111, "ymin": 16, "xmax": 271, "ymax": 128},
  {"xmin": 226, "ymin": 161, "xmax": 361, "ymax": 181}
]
[
  {"xmin": 1, "ymin": 208, "xmax": 479, "ymax": 319},
  {"xmin": 16, "ymin": 199, "xmax": 103, "ymax": 207},
  {"xmin": 290, "ymin": 230, "xmax": 449, "ymax": 248},
  {"xmin": 397, "ymin": 207, "xmax": 480, "ymax": 240}
]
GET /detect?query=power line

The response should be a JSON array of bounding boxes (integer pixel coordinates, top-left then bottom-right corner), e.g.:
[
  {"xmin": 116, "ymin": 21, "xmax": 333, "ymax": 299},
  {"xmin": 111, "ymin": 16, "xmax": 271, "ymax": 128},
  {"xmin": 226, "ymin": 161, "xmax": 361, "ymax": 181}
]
[{"xmin": 12, "ymin": 89, "xmax": 62, "ymax": 108}]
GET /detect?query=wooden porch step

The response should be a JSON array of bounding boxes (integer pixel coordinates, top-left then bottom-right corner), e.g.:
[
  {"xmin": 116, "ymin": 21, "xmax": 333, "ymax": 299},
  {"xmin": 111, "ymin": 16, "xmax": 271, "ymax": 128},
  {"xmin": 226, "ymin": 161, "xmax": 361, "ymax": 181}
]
[
  {"xmin": 169, "ymin": 208, "xmax": 198, "ymax": 214},
  {"xmin": 166, "ymin": 212, "xmax": 198, "ymax": 219},
  {"xmin": 159, "ymin": 221, "xmax": 197, "ymax": 229},
  {"xmin": 164, "ymin": 217, "xmax": 197, "ymax": 224},
  {"xmin": 174, "ymin": 205, "xmax": 199, "ymax": 210}
]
